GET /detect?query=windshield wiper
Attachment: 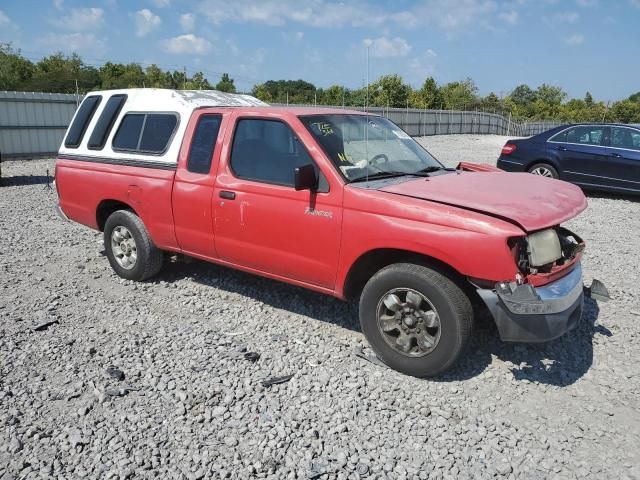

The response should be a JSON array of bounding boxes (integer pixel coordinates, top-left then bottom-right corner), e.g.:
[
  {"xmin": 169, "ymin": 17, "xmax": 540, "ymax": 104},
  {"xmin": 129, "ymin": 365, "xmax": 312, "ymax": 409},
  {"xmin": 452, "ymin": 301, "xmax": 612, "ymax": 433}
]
[
  {"xmin": 350, "ymin": 171, "xmax": 430, "ymax": 183},
  {"xmin": 415, "ymin": 165, "xmax": 447, "ymax": 174}
]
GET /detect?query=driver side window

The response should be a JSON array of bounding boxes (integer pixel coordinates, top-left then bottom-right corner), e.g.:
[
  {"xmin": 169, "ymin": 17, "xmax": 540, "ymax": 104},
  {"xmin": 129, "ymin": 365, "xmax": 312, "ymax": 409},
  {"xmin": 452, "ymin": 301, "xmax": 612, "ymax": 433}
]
[{"xmin": 230, "ymin": 118, "xmax": 327, "ymax": 190}]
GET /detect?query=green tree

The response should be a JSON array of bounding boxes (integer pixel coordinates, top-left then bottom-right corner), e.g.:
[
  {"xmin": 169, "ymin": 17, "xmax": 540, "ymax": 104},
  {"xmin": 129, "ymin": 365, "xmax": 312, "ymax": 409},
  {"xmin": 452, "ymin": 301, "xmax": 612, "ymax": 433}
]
[
  {"xmin": 320, "ymin": 85, "xmax": 347, "ymax": 106},
  {"xmin": 481, "ymin": 92, "xmax": 501, "ymax": 112},
  {"xmin": 509, "ymin": 84, "xmax": 536, "ymax": 106},
  {"xmin": 584, "ymin": 91, "xmax": 594, "ymax": 107},
  {"xmin": 535, "ymin": 84, "xmax": 566, "ymax": 106},
  {"xmin": 215, "ymin": 73, "xmax": 236, "ymax": 92},
  {"xmin": 251, "ymin": 83, "xmax": 274, "ymax": 102},
  {"xmin": 369, "ymin": 74, "xmax": 411, "ymax": 108},
  {"xmin": 629, "ymin": 91, "xmax": 640, "ymax": 103},
  {"xmin": 0, "ymin": 43, "xmax": 35, "ymax": 90},
  {"xmin": 439, "ymin": 78, "xmax": 478, "ymax": 110},
  {"xmin": 145, "ymin": 64, "xmax": 171, "ymax": 88},
  {"xmin": 414, "ymin": 77, "xmax": 442, "ymax": 109},
  {"xmin": 609, "ymin": 100, "xmax": 640, "ymax": 123}
]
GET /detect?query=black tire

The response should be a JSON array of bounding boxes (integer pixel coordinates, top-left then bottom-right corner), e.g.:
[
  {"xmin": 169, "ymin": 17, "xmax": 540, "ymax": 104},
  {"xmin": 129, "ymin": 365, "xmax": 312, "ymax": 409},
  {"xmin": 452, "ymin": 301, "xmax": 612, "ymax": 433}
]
[
  {"xmin": 359, "ymin": 263, "xmax": 473, "ymax": 377},
  {"xmin": 104, "ymin": 210, "xmax": 163, "ymax": 281},
  {"xmin": 528, "ymin": 162, "xmax": 559, "ymax": 179}
]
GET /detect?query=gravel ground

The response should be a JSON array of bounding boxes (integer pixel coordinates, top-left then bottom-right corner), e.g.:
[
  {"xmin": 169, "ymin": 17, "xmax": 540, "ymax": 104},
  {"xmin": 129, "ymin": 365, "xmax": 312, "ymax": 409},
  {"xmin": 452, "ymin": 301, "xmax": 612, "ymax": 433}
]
[{"xmin": 1, "ymin": 134, "xmax": 639, "ymax": 480}]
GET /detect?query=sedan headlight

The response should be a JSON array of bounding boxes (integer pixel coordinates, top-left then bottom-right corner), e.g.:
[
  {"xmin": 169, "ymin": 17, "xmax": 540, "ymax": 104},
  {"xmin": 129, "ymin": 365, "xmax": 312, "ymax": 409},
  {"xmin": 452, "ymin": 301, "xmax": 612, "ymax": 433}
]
[{"xmin": 527, "ymin": 229, "xmax": 562, "ymax": 267}]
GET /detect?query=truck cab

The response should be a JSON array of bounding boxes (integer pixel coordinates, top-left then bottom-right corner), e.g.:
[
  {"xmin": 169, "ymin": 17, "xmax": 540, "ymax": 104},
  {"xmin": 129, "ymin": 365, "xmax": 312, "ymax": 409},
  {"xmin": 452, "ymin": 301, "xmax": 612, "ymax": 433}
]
[{"xmin": 56, "ymin": 89, "xmax": 592, "ymax": 377}]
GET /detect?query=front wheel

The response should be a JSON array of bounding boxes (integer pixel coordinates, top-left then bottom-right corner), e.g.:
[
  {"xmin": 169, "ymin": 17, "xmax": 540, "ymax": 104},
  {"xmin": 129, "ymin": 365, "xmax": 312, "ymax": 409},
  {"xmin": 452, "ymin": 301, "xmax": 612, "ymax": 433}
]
[
  {"xmin": 359, "ymin": 263, "xmax": 473, "ymax": 377},
  {"xmin": 104, "ymin": 210, "xmax": 163, "ymax": 281}
]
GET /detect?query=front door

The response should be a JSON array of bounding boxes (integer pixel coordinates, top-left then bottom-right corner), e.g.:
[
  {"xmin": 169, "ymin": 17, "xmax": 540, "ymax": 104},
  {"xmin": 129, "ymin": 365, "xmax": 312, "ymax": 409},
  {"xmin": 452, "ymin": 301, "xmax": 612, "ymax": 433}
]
[{"xmin": 213, "ymin": 116, "xmax": 343, "ymax": 289}]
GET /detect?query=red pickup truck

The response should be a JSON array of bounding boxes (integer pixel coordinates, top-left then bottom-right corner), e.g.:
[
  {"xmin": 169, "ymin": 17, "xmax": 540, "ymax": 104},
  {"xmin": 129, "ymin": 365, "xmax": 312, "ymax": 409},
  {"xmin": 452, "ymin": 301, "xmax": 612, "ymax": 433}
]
[{"xmin": 55, "ymin": 89, "xmax": 589, "ymax": 377}]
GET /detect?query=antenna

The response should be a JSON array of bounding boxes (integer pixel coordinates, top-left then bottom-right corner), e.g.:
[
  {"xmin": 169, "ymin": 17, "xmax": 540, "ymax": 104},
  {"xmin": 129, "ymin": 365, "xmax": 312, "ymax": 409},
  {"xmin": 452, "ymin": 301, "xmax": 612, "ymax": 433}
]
[
  {"xmin": 365, "ymin": 45, "xmax": 370, "ymax": 185},
  {"xmin": 365, "ymin": 45, "xmax": 370, "ymax": 112}
]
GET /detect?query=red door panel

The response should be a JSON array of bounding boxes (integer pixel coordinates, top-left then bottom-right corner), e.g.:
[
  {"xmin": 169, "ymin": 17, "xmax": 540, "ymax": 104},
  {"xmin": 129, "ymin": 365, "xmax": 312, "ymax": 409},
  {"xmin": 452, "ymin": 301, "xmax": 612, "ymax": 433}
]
[
  {"xmin": 213, "ymin": 113, "xmax": 344, "ymax": 289},
  {"xmin": 172, "ymin": 112, "xmax": 227, "ymax": 258},
  {"xmin": 214, "ymin": 177, "xmax": 341, "ymax": 288}
]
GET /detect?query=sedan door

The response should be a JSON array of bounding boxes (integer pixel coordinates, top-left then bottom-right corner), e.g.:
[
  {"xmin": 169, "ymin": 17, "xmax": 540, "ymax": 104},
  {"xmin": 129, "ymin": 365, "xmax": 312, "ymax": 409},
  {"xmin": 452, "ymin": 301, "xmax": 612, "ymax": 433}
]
[
  {"xmin": 605, "ymin": 126, "xmax": 640, "ymax": 192},
  {"xmin": 548, "ymin": 125, "xmax": 608, "ymax": 185}
]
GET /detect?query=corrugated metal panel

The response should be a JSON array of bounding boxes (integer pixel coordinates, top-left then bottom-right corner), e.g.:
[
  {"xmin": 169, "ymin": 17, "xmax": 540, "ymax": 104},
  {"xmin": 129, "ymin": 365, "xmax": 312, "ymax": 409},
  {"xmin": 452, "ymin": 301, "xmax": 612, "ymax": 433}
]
[
  {"xmin": 273, "ymin": 104, "xmax": 565, "ymax": 137},
  {"xmin": 0, "ymin": 91, "xmax": 79, "ymax": 158},
  {"xmin": 0, "ymin": 91, "xmax": 577, "ymax": 158}
]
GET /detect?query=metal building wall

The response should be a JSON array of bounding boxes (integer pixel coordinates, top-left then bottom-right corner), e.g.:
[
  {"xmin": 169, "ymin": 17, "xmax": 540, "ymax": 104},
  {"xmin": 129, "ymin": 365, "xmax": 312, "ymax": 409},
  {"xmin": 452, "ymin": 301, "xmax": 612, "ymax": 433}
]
[{"xmin": 0, "ymin": 91, "xmax": 78, "ymax": 159}]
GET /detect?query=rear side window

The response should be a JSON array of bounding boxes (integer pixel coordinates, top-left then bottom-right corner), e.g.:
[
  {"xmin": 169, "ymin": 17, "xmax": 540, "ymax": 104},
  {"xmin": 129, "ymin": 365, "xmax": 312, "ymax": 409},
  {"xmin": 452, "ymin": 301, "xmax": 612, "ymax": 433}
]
[
  {"xmin": 187, "ymin": 115, "xmax": 222, "ymax": 174},
  {"xmin": 64, "ymin": 95, "xmax": 102, "ymax": 148},
  {"xmin": 88, "ymin": 94, "xmax": 127, "ymax": 150},
  {"xmin": 113, "ymin": 114, "xmax": 145, "ymax": 151},
  {"xmin": 139, "ymin": 114, "xmax": 179, "ymax": 152},
  {"xmin": 112, "ymin": 113, "xmax": 178, "ymax": 154},
  {"xmin": 563, "ymin": 126, "xmax": 604, "ymax": 146}
]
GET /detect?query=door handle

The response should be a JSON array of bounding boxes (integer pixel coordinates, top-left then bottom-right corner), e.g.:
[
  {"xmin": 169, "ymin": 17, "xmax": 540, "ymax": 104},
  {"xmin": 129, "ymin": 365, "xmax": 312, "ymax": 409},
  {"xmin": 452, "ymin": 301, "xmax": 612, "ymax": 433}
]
[
  {"xmin": 610, "ymin": 152, "xmax": 622, "ymax": 158},
  {"xmin": 556, "ymin": 145, "xmax": 567, "ymax": 151},
  {"xmin": 219, "ymin": 190, "xmax": 236, "ymax": 200}
]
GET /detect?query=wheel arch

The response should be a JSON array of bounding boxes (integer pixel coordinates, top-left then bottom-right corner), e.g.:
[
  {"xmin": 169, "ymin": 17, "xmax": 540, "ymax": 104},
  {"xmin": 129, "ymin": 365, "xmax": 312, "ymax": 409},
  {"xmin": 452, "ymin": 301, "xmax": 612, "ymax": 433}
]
[
  {"xmin": 525, "ymin": 157, "xmax": 561, "ymax": 174},
  {"xmin": 342, "ymin": 248, "xmax": 474, "ymax": 302},
  {"xmin": 96, "ymin": 199, "xmax": 138, "ymax": 232}
]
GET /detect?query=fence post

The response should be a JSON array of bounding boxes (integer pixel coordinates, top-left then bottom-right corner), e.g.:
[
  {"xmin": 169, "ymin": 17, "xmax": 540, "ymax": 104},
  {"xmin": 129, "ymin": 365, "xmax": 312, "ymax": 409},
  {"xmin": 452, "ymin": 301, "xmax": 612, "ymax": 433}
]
[{"xmin": 507, "ymin": 112, "xmax": 511, "ymax": 137}]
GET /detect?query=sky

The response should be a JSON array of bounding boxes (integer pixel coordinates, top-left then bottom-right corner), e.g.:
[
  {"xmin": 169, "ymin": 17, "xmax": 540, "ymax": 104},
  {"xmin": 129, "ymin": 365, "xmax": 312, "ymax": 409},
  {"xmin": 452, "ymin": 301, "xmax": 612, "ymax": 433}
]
[{"xmin": 1, "ymin": 0, "xmax": 639, "ymax": 100}]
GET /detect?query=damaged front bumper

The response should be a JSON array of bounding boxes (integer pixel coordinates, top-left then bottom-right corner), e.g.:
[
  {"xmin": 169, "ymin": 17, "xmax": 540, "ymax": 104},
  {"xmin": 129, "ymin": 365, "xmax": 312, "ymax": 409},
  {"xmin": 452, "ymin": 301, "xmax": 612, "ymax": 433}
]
[{"xmin": 476, "ymin": 263, "xmax": 584, "ymax": 342}]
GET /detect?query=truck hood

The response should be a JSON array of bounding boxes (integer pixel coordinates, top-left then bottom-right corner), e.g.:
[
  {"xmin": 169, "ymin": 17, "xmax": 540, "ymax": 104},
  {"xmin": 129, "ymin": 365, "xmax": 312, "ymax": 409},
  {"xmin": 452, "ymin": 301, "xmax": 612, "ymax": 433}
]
[{"xmin": 379, "ymin": 171, "xmax": 587, "ymax": 232}]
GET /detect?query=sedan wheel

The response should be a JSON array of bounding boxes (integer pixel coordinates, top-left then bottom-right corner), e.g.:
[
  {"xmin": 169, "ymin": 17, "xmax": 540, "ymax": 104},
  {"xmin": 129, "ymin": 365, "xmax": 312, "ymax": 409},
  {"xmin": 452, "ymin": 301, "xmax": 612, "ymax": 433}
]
[
  {"xmin": 531, "ymin": 166, "xmax": 553, "ymax": 177},
  {"xmin": 528, "ymin": 163, "xmax": 559, "ymax": 179}
]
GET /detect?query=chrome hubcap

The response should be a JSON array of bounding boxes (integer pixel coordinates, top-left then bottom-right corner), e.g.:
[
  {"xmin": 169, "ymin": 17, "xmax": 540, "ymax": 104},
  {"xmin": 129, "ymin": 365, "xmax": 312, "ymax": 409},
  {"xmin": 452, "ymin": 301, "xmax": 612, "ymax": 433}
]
[
  {"xmin": 531, "ymin": 167, "xmax": 553, "ymax": 177},
  {"xmin": 376, "ymin": 288, "xmax": 441, "ymax": 357},
  {"xmin": 111, "ymin": 226, "xmax": 137, "ymax": 270}
]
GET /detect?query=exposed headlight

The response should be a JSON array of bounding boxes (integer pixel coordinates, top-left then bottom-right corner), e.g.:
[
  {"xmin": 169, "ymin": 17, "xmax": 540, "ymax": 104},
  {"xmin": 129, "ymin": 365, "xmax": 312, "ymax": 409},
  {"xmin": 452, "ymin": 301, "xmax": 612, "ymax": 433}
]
[{"xmin": 527, "ymin": 229, "xmax": 562, "ymax": 267}]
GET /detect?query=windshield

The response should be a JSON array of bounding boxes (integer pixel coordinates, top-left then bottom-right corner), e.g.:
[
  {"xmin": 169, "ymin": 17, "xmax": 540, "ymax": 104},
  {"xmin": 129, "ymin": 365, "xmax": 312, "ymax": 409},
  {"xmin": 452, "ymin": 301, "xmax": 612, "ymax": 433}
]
[{"xmin": 299, "ymin": 114, "xmax": 443, "ymax": 181}]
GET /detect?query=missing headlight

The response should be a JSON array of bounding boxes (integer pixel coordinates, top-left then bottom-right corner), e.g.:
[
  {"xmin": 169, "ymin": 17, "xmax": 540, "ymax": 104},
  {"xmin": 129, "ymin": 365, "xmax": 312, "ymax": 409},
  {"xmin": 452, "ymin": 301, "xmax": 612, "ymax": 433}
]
[{"xmin": 527, "ymin": 229, "xmax": 562, "ymax": 268}]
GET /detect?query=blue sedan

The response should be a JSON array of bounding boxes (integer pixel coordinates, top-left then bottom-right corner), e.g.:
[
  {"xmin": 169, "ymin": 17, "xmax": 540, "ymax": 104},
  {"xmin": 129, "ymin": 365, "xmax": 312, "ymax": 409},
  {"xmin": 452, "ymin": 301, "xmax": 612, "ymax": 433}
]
[{"xmin": 497, "ymin": 123, "xmax": 640, "ymax": 194}]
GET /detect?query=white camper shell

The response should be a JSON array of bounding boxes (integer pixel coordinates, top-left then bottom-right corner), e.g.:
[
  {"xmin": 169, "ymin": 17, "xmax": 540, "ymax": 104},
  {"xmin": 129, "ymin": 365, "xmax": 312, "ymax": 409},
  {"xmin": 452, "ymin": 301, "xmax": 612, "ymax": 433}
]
[{"xmin": 58, "ymin": 89, "xmax": 268, "ymax": 166}]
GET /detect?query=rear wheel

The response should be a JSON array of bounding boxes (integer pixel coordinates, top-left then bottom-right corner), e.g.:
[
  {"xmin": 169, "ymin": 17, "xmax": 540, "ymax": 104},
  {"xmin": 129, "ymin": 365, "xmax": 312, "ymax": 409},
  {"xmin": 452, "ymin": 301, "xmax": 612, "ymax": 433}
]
[
  {"xmin": 359, "ymin": 263, "xmax": 473, "ymax": 377},
  {"xmin": 104, "ymin": 210, "xmax": 163, "ymax": 281},
  {"xmin": 528, "ymin": 162, "xmax": 558, "ymax": 179}
]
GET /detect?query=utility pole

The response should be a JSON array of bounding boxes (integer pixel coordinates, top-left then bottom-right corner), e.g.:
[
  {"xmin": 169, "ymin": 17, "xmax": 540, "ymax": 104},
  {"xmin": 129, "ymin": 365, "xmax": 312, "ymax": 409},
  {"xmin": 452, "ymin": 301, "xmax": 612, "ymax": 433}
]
[
  {"xmin": 183, "ymin": 66, "xmax": 187, "ymax": 89},
  {"xmin": 75, "ymin": 79, "xmax": 79, "ymax": 107}
]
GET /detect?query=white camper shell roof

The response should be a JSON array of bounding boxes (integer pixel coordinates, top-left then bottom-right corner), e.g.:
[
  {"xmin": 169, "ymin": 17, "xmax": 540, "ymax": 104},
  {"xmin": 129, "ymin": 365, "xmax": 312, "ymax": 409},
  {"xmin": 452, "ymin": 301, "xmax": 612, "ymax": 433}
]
[{"xmin": 58, "ymin": 88, "xmax": 268, "ymax": 165}]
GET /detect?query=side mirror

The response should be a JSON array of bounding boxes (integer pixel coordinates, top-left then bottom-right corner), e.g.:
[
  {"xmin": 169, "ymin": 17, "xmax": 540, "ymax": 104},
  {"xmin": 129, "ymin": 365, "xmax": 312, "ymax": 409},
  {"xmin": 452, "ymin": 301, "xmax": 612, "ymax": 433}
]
[{"xmin": 294, "ymin": 164, "xmax": 318, "ymax": 191}]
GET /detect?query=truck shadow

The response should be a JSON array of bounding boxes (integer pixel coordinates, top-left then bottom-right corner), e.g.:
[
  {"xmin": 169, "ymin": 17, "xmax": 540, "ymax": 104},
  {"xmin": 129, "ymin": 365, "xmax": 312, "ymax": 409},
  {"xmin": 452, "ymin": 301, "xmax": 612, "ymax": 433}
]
[
  {"xmin": 159, "ymin": 258, "xmax": 605, "ymax": 387},
  {"xmin": 0, "ymin": 174, "xmax": 53, "ymax": 187},
  {"xmin": 160, "ymin": 258, "xmax": 361, "ymax": 331},
  {"xmin": 435, "ymin": 297, "xmax": 604, "ymax": 386}
]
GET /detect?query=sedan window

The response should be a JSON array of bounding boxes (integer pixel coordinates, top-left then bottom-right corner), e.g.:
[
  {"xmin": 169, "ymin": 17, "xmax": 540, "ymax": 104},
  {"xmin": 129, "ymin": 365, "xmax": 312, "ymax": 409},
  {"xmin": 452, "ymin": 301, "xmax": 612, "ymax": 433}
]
[
  {"xmin": 564, "ymin": 126, "xmax": 605, "ymax": 146},
  {"xmin": 611, "ymin": 127, "xmax": 640, "ymax": 151}
]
